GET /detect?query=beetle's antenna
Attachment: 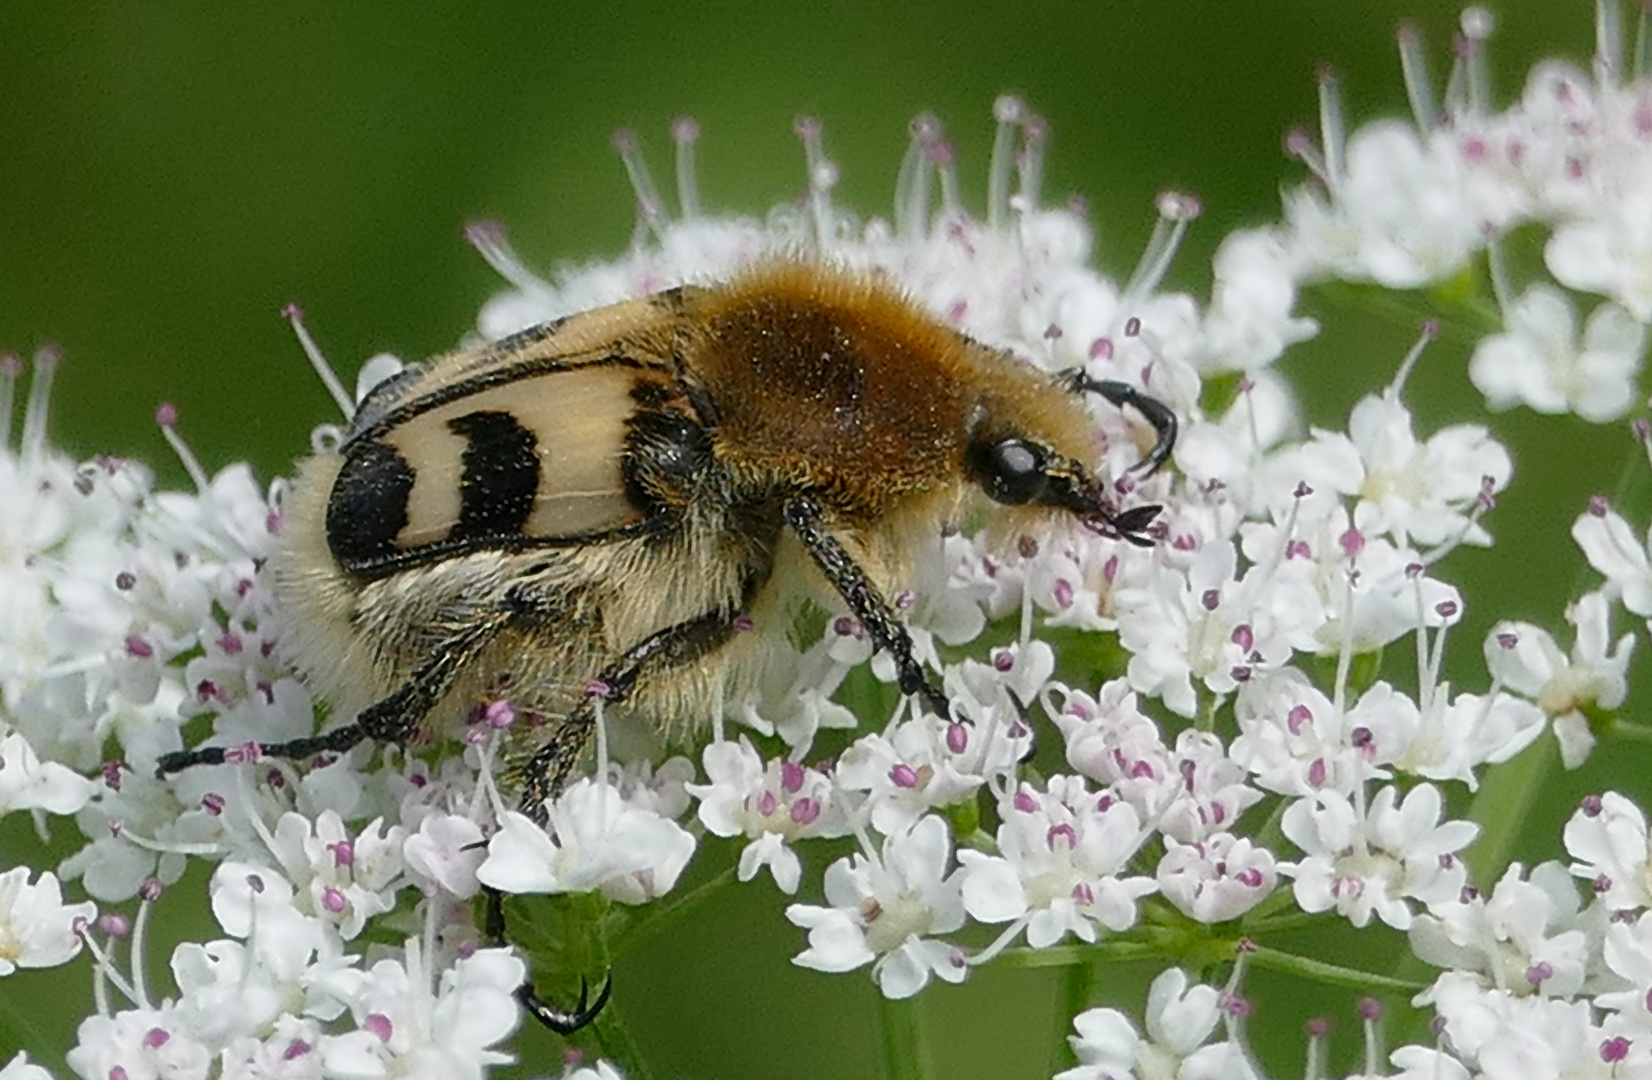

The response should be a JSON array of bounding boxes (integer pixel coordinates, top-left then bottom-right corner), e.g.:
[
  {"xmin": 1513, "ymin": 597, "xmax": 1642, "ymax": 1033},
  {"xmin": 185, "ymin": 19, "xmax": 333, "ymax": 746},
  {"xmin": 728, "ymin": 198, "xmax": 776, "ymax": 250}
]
[
  {"xmin": 1094, "ymin": 503, "xmax": 1163, "ymax": 548},
  {"xmin": 1060, "ymin": 372, "xmax": 1178, "ymax": 477}
]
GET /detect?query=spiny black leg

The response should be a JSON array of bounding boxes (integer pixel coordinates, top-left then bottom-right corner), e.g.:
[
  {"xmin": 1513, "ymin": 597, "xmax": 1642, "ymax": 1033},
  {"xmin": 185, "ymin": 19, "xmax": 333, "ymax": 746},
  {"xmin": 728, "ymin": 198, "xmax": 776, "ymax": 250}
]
[
  {"xmin": 483, "ymin": 886, "xmax": 613, "ymax": 1036},
  {"xmin": 784, "ymin": 498, "xmax": 949, "ymax": 720},
  {"xmin": 156, "ymin": 602, "xmax": 514, "ymax": 777},
  {"xmin": 513, "ymin": 708, "xmax": 594, "ymax": 828},
  {"xmin": 155, "ymin": 723, "xmax": 367, "ymax": 774},
  {"xmin": 483, "ymin": 882, "xmax": 507, "ymax": 941},
  {"xmin": 1060, "ymin": 372, "xmax": 1178, "ymax": 477},
  {"xmin": 503, "ymin": 579, "xmax": 767, "ymax": 1034},
  {"xmin": 515, "ymin": 603, "xmax": 747, "ymax": 822}
]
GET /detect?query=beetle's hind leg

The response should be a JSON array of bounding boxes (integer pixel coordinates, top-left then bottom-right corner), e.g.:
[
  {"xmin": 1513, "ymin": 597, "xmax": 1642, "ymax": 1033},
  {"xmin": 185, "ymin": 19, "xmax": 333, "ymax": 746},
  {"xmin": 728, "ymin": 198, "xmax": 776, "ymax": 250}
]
[
  {"xmin": 513, "ymin": 600, "xmax": 752, "ymax": 823},
  {"xmin": 155, "ymin": 594, "xmax": 526, "ymax": 776},
  {"xmin": 154, "ymin": 721, "xmax": 368, "ymax": 774}
]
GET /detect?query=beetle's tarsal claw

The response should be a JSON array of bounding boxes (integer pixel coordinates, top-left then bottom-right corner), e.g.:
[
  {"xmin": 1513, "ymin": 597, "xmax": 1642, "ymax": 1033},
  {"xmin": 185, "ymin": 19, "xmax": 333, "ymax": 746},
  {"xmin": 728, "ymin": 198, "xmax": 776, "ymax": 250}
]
[{"xmin": 516, "ymin": 971, "xmax": 614, "ymax": 1036}]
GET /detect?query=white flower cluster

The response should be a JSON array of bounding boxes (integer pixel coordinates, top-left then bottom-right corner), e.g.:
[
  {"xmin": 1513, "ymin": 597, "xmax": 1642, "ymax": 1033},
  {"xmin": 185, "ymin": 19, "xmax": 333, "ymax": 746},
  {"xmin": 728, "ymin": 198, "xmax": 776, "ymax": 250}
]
[
  {"xmin": 4, "ymin": 4, "xmax": 1652, "ymax": 1079},
  {"xmin": 1284, "ymin": 6, "xmax": 1652, "ymax": 423},
  {"xmin": 0, "ymin": 366, "xmax": 536, "ymax": 1074}
]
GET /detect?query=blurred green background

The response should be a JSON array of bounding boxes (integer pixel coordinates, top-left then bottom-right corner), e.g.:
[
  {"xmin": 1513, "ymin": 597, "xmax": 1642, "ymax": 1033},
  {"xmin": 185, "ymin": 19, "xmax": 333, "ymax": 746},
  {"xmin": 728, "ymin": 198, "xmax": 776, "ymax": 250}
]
[{"xmin": 2, "ymin": 3, "xmax": 1643, "ymax": 1079}]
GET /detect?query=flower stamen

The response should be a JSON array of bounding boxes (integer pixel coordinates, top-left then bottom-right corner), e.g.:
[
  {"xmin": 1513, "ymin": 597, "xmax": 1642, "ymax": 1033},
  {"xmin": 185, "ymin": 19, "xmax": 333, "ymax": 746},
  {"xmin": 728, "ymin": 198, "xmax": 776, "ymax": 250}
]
[
  {"xmin": 0, "ymin": 352, "xmax": 19, "ymax": 453},
  {"xmin": 1123, "ymin": 191, "xmax": 1201, "ymax": 308},
  {"xmin": 20, "ymin": 346, "xmax": 59, "ymax": 467},
  {"xmin": 1317, "ymin": 65, "xmax": 1347, "ymax": 190},
  {"xmin": 895, "ymin": 112, "xmax": 941, "ymax": 240},
  {"xmin": 155, "ymin": 404, "xmax": 210, "ymax": 494},
  {"xmin": 1449, "ymin": 8, "xmax": 1496, "ymax": 119},
  {"xmin": 1596, "ymin": 0, "xmax": 1625, "ymax": 89},
  {"xmin": 281, "ymin": 303, "xmax": 355, "ymax": 419},
  {"xmin": 1396, "ymin": 22, "xmax": 1439, "ymax": 132},
  {"xmin": 612, "ymin": 127, "xmax": 669, "ymax": 246},
  {"xmin": 795, "ymin": 115, "xmax": 840, "ymax": 251},
  {"xmin": 988, "ymin": 94, "xmax": 1025, "ymax": 231},
  {"xmin": 1387, "ymin": 319, "xmax": 1440, "ymax": 398},
  {"xmin": 671, "ymin": 114, "xmax": 702, "ymax": 219},
  {"xmin": 463, "ymin": 220, "xmax": 554, "ymax": 297}
]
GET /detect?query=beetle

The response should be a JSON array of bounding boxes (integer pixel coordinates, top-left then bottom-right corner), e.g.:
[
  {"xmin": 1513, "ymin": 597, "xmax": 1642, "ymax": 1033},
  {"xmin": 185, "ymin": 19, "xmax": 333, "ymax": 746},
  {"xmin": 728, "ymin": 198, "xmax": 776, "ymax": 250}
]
[{"xmin": 159, "ymin": 259, "xmax": 1175, "ymax": 1031}]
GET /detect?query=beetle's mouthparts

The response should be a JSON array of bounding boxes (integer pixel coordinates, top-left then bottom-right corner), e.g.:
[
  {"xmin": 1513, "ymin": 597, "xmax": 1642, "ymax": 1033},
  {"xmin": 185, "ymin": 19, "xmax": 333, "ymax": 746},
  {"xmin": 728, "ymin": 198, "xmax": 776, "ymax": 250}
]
[{"xmin": 1083, "ymin": 502, "xmax": 1162, "ymax": 548}]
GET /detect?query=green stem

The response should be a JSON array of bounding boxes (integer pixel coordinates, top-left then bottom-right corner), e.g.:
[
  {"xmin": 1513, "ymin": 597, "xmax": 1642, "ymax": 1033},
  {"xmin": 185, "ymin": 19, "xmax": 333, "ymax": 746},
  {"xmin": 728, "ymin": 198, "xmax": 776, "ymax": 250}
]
[
  {"xmin": 994, "ymin": 940, "xmax": 1164, "ymax": 969},
  {"xmin": 1239, "ymin": 909, "xmax": 1323, "ymax": 935},
  {"xmin": 1462, "ymin": 734, "xmax": 1555, "ymax": 891},
  {"xmin": 1195, "ymin": 687, "xmax": 1220, "ymax": 734},
  {"xmin": 1312, "ymin": 279, "xmax": 1501, "ymax": 340},
  {"xmin": 1054, "ymin": 961, "xmax": 1098, "ymax": 1074},
  {"xmin": 1246, "ymin": 945, "xmax": 1429, "ymax": 994},
  {"xmin": 877, "ymin": 994, "xmax": 932, "ymax": 1080},
  {"xmin": 1609, "ymin": 719, "xmax": 1652, "ymax": 744},
  {"xmin": 1605, "ymin": 422, "xmax": 1652, "ymax": 520},
  {"xmin": 588, "ymin": 998, "xmax": 653, "ymax": 1080}
]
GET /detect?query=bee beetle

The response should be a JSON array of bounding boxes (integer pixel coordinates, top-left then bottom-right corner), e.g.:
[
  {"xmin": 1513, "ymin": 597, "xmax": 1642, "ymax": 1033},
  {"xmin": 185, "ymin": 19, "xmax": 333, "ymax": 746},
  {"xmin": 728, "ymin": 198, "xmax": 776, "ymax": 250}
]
[{"xmin": 158, "ymin": 259, "xmax": 1175, "ymax": 1030}]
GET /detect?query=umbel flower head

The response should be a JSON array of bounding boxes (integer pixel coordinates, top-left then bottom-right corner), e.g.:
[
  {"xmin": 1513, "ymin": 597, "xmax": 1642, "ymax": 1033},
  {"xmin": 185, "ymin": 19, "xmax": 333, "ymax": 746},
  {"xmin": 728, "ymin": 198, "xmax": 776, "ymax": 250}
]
[{"xmin": 5, "ymin": 5, "xmax": 1652, "ymax": 1080}]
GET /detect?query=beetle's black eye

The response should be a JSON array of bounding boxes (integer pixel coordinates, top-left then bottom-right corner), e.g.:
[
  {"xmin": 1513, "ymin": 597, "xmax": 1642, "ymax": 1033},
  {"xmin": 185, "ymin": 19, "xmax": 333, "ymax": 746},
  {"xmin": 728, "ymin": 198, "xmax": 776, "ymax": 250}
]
[{"xmin": 974, "ymin": 438, "xmax": 1049, "ymax": 505}]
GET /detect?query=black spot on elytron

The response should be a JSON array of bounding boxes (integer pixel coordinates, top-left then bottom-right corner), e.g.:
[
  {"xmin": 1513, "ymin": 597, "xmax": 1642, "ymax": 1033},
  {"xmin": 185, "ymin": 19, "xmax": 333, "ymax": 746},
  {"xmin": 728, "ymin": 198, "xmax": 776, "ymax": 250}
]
[
  {"xmin": 624, "ymin": 409, "xmax": 712, "ymax": 525},
  {"xmin": 448, "ymin": 411, "xmax": 540, "ymax": 542},
  {"xmin": 328, "ymin": 439, "xmax": 415, "ymax": 570}
]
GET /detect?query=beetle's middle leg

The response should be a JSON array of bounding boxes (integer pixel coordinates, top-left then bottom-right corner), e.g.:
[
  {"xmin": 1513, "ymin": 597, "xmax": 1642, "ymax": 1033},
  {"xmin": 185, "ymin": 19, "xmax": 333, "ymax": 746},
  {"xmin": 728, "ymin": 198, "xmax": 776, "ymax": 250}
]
[
  {"xmin": 512, "ymin": 600, "xmax": 753, "ymax": 822},
  {"xmin": 500, "ymin": 592, "xmax": 762, "ymax": 1038}
]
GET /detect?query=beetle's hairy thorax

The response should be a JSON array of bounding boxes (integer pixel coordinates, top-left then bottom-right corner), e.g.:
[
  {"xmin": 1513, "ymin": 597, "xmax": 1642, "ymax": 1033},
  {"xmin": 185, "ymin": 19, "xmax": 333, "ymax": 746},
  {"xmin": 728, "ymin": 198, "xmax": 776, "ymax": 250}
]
[{"xmin": 682, "ymin": 263, "xmax": 1096, "ymax": 524}]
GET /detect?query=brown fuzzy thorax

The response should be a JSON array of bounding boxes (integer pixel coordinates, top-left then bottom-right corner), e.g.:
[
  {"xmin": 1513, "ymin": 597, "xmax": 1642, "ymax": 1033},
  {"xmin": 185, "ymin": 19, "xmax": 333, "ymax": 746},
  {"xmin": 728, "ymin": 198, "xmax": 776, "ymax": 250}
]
[{"xmin": 685, "ymin": 261, "xmax": 1096, "ymax": 526}]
